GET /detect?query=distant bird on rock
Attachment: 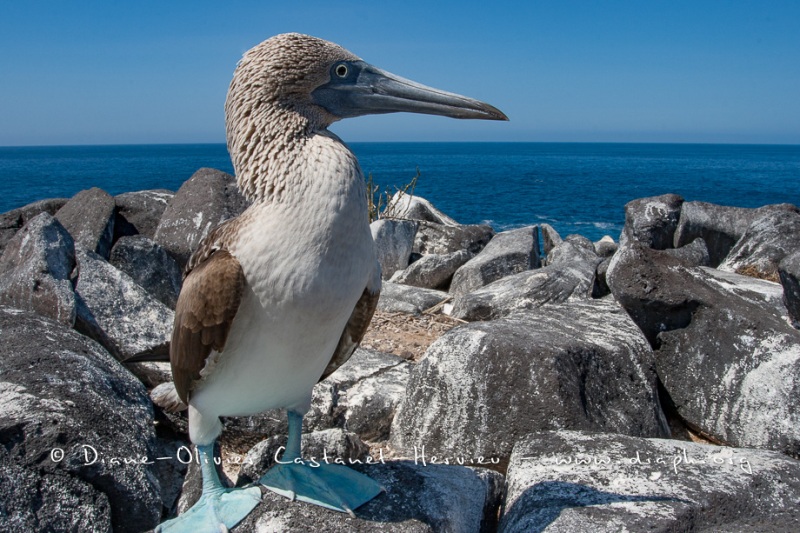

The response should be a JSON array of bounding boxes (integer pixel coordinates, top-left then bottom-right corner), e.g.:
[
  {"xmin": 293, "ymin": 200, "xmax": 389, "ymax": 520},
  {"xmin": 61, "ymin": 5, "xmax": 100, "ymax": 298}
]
[{"xmin": 154, "ymin": 32, "xmax": 507, "ymax": 532}]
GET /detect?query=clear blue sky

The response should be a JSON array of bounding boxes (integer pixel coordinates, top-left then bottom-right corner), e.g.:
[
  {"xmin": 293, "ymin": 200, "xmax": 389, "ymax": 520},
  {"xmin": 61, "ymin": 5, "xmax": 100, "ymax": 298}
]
[{"xmin": 2, "ymin": 1, "xmax": 799, "ymax": 146}]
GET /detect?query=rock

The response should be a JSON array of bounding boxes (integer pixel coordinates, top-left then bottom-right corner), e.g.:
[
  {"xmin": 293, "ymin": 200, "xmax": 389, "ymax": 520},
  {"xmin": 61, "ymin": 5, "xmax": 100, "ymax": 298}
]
[
  {"xmin": 779, "ymin": 251, "xmax": 800, "ymax": 327},
  {"xmin": 540, "ymin": 223, "xmax": 562, "ymax": 257},
  {"xmin": 719, "ymin": 207, "xmax": 800, "ymax": 280},
  {"xmin": 663, "ymin": 237, "xmax": 711, "ymax": 267},
  {"xmin": 0, "ymin": 306, "xmax": 161, "ymax": 532},
  {"xmin": 74, "ymin": 249, "xmax": 174, "ymax": 360},
  {"xmin": 592, "ymin": 257, "xmax": 611, "ymax": 298},
  {"xmin": 54, "ymin": 187, "xmax": 116, "ymax": 259},
  {"xmin": 413, "ymin": 222, "xmax": 494, "ymax": 256},
  {"xmin": 236, "ymin": 461, "xmax": 504, "ymax": 533},
  {"xmin": 450, "ymin": 237, "xmax": 600, "ymax": 321},
  {"xmin": 126, "ymin": 361, "xmax": 173, "ymax": 389},
  {"xmin": 114, "ymin": 189, "xmax": 174, "ymax": 239},
  {"xmin": 500, "ymin": 430, "xmax": 800, "ymax": 532},
  {"xmin": 225, "ymin": 349, "xmax": 412, "ymax": 445},
  {"xmin": 391, "ymin": 249, "xmax": 472, "ymax": 290},
  {"xmin": 391, "ymin": 299, "xmax": 669, "ymax": 468},
  {"xmin": 237, "ymin": 428, "xmax": 371, "ymax": 485},
  {"xmin": 110, "ymin": 235, "xmax": 183, "ymax": 309},
  {"xmin": 0, "ymin": 197, "xmax": 67, "ymax": 255},
  {"xmin": 673, "ymin": 201, "xmax": 796, "ymax": 267},
  {"xmin": 593, "ymin": 235, "xmax": 618, "ymax": 258},
  {"xmin": 450, "ymin": 226, "xmax": 541, "ymax": 297},
  {"xmin": 699, "ymin": 266, "xmax": 786, "ymax": 315},
  {"xmin": 620, "ymin": 193, "xmax": 683, "ymax": 249},
  {"xmin": 383, "ymin": 193, "xmax": 460, "ymax": 226},
  {"xmin": 371, "ymin": 219, "xmax": 419, "ymax": 280},
  {"xmin": 151, "ymin": 436, "xmax": 190, "ymax": 520},
  {"xmin": 0, "ymin": 213, "xmax": 77, "ymax": 325},
  {"xmin": 607, "ymin": 243, "xmax": 800, "ymax": 456},
  {"xmin": 154, "ymin": 168, "xmax": 249, "ymax": 269},
  {"xmin": 378, "ymin": 282, "xmax": 448, "ymax": 315}
]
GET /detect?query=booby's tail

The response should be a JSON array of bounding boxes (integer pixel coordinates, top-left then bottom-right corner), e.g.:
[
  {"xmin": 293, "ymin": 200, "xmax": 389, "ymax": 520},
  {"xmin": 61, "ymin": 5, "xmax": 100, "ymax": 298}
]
[{"xmin": 150, "ymin": 382, "xmax": 188, "ymax": 412}]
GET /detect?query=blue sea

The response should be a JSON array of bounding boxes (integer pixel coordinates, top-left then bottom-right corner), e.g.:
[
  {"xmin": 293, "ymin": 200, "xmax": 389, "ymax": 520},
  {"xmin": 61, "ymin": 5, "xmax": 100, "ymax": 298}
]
[{"xmin": 1, "ymin": 143, "xmax": 799, "ymax": 242}]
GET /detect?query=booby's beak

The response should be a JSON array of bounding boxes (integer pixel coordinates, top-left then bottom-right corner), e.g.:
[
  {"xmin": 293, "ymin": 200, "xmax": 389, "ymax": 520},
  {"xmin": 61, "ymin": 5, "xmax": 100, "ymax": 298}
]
[{"xmin": 311, "ymin": 60, "xmax": 508, "ymax": 121}]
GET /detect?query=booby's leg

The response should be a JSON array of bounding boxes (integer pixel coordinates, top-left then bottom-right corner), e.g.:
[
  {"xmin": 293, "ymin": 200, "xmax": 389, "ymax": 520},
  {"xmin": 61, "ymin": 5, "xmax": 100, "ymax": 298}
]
[
  {"xmin": 259, "ymin": 410, "xmax": 384, "ymax": 516},
  {"xmin": 156, "ymin": 443, "xmax": 261, "ymax": 533}
]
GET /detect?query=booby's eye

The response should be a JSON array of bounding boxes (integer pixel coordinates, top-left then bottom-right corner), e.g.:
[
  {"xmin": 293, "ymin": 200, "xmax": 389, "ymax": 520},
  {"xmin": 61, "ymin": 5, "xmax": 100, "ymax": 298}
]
[{"xmin": 335, "ymin": 64, "xmax": 349, "ymax": 78}]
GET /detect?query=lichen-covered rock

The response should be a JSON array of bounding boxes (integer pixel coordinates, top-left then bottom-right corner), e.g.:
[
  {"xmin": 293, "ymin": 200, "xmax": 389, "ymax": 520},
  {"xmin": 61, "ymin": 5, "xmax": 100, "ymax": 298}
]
[
  {"xmin": 110, "ymin": 235, "xmax": 183, "ymax": 309},
  {"xmin": 673, "ymin": 201, "xmax": 796, "ymax": 267},
  {"xmin": 450, "ymin": 226, "xmax": 540, "ymax": 297},
  {"xmin": 607, "ymin": 243, "xmax": 800, "ymax": 456},
  {"xmin": 413, "ymin": 222, "xmax": 494, "ymax": 256},
  {"xmin": 450, "ymin": 237, "xmax": 600, "ymax": 321},
  {"xmin": 114, "ymin": 189, "xmax": 174, "ymax": 240},
  {"xmin": 779, "ymin": 251, "xmax": 800, "ymax": 328},
  {"xmin": 719, "ymin": 207, "xmax": 800, "ymax": 280},
  {"xmin": 663, "ymin": 237, "xmax": 710, "ymax": 267},
  {"xmin": 540, "ymin": 223, "xmax": 562, "ymax": 257},
  {"xmin": 500, "ymin": 431, "xmax": 800, "ymax": 532},
  {"xmin": 74, "ymin": 249, "xmax": 174, "ymax": 360},
  {"xmin": 235, "ymin": 461, "xmax": 504, "ymax": 533},
  {"xmin": 378, "ymin": 282, "xmax": 448, "ymax": 315},
  {"xmin": 0, "ymin": 213, "xmax": 77, "ymax": 325},
  {"xmin": 0, "ymin": 197, "xmax": 67, "ymax": 255},
  {"xmin": 392, "ymin": 299, "xmax": 669, "ymax": 467},
  {"xmin": 383, "ymin": 193, "xmax": 460, "ymax": 226},
  {"xmin": 371, "ymin": 219, "xmax": 419, "ymax": 280},
  {"xmin": 55, "ymin": 187, "xmax": 116, "ymax": 259},
  {"xmin": 154, "ymin": 168, "xmax": 249, "ymax": 269},
  {"xmin": 390, "ymin": 249, "xmax": 472, "ymax": 290},
  {"xmin": 0, "ymin": 306, "xmax": 161, "ymax": 532},
  {"xmin": 620, "ymin": 193, "xmax": 683, "ymax": 250}
]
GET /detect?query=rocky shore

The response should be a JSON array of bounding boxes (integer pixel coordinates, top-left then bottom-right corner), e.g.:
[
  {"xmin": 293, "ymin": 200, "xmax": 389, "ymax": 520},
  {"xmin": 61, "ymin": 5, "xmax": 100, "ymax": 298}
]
[{"xmin": 1, "ymin": 167, "xmax": 799, "ymax": 532}]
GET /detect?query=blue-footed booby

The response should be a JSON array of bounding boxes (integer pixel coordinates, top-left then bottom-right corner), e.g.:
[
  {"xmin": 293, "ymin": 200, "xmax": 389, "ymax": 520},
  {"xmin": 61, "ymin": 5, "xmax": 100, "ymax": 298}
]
[{"xmin": 154, "ymin": 33, "xmax": 507, "ymax": 531}]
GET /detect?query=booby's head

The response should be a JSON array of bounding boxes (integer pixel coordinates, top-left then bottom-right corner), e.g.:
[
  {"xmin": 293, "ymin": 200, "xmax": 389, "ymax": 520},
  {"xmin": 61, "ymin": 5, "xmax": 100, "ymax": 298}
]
[{"xmin": 226, "ymin": 33, "xmax": 507, "ymax": 132}]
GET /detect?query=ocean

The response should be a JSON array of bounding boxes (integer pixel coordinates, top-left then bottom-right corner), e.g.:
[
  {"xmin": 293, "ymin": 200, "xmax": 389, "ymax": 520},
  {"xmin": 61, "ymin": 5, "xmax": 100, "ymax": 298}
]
[{"xmin": 1, "ymin": 142, "xmax": 799, "ymax": 242}]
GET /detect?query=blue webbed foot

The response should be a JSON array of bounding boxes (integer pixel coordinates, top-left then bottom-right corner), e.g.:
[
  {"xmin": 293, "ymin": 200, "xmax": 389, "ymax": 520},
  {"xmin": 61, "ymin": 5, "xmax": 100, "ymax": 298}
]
[
  {"xmin": 259, "ymin": 460, "xmax": 383, "ymax": 517},
  {"xmin": 155, "ymin": 444, "xmax": 261, "ymax": 533},
  {"xmin": 258, "ymin": 410, "xmax": 383, "ymax": 516}
]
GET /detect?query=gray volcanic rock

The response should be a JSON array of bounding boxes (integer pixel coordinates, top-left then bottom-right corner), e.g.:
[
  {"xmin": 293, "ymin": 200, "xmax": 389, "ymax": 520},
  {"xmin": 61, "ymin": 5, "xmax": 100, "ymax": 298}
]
[
  {"xmin": 719, "ymin": 207, "xmax": 800, "ymax": 280},
  {"xmin": 74, "ymin": 249, "xmax": 174, "ymax": 360},
  {"xmin": 0, "ymin": 213, "xmax": 77, "ymax": 325},
  {"xmin": 450, "ymin": 236, "xmax": 600, "ymax": 321},
  {"xmin": 55, "ymin": 187, "xmax": 116, "ymax": 259},
  {"xmin": 450, "ymin": 226, "xmax": 540, "ymax": 297},
  {"xmin": 413, "ymin": 221, "xmax": 494, "ymax": 256},
  {"xmin": 0, "ymin": 306, "xmax": 161, "ymax": 532},
  {"xmin": 371, "ymin": 219, "xmax": 419, "ymax": 280},
  {"xmin": 392, "ymin": 299, "xmax": 669, "ymax": 468},
  {"xmin": 154, "ymin": 168, "xmax": 249, "ymax": 269},
  {"xmin": 378, "ymin": 281, "xmax": 448, "ymax": 315},
  {"xmin": 540, "ymin": 223, "xmax": 562, "ymax": 257},
  {"xmin": 673, "ymin": 201, "xmax": 796, "ymax": 267},
  {"xmin": 110, "ymin": 235, "xmax": 183, "ymax": 309},
  {"xmin": 0, "ymin": 197, "xmax": 67, "ymax": 255},
  {"xmin": 237, "ymin": 428, "xmax": 371, "ymax": 485},
  {"xmin": 500, "ymin": 430, "xmax": 800, "ymax": 533},
  {"xmin": 390, "ymin": 249, "xmax": 472, "ymax": 290},
  {"xmin": 383, "ymin": 193, "xmax": 460, "ymax": 226},
  {"xmin": 620, "ymin": 193, "xmax": 683, "ymax": 249},
  {"xmin": 114, "ymin": 189, "xmax": 174, "ymax": 239},
  {"xmin": 235, "ymin": 461, "xmax": 504, "ymax": 533},
  {"xmin": 663, "ymin": 237, "xmax": 711, "ymax": 267},
  {"xmin": 780, "ymin": 251, "xmax": 800, "ymax": 327},
  {"xmin": 593, "ymin": 235, "xmax": 618, "ymax": 258},
  {"xmin": 607, "ymin": 243, "xmax": 800, "ymax": 456}
]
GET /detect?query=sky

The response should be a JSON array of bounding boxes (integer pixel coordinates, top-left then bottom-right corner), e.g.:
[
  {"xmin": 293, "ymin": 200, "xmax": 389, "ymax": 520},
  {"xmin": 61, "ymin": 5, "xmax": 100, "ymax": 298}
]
[{"xmin": 1, "ymin": 1, "xmax": 799, "ymax": 146}]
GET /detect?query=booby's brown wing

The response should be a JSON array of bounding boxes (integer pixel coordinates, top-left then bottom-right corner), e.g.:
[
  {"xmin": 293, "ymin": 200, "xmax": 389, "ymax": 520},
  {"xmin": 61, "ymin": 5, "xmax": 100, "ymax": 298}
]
[
  {"xmin": 171, "ymin": 227, "xmax": 245, "ymax": 404},
  {"xmin": 319, "ymin": 285, "xmax": 380, "ymax": 382}
]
